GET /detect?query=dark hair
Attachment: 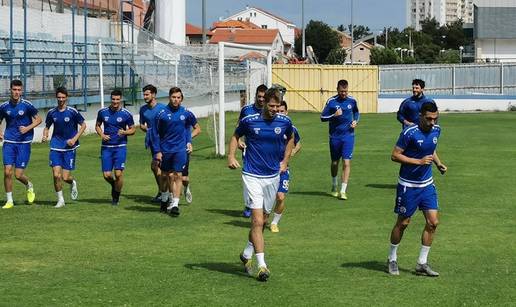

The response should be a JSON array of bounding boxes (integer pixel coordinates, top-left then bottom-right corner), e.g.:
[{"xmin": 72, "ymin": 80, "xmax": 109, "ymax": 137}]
[
  {"xmin": 280, "ymin": 100, "xmax": 288, "ymax": 110},
  {"xmin": 421, "ymin": 102, "xmax": 438, "ymax": 114},
  {"xmin": 142, "ymin": 84, "xmax": 157, "ymax": 94},
  {"xmin": 337, "ymin": 79, "xmax": 348, "ymax": 88},
  {"xmin": 412, "ymin": 79, "xmax": 425, "ymax": 89},
  {"xmin": 264, "ymin": 88, "xmax": 281, "ymax": 104},
  {"xmin": 256, "ymin": 84, "xmax": 268, "ymax": 94},
  {"xmin": 111, "ymin": 89, "xmax": 122, "ymax": 97},
  {"xmin": 10, "ymin": 79, "xmax": 22, "ymax": 88},
  {"xmin": 55, "ymin": 86, "xmax": 68, "ymax": 97},
  {"xmin": 169, "ymin": 86, "xmax": 183, "ymax": 99}
]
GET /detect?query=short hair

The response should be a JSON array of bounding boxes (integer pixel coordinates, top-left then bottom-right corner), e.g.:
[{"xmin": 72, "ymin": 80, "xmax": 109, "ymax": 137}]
[
  {"xmin": 280, "ymin": 100, "xmax": 288, "ymax": 110},
  {"xmin": 142, "ymin": 84, "xmax": 157, "ymax": 94},
  {"xmin": 10, "ymin": 79, "xmax": 22, "ymax": 88},
  {"xmin": 55, "ymin": 86, "xmax": 68, "ymax": 97},
  {"xmin": 256, "ymin": 84, "xmax": 268, "ymax": 94},
  {"xmin": 412, "ymin": 79, "xmax": 425, "ymax": 89},
  {"xmin": 264, "ymin": 88, "xmax": 281, "ymax": 104},
  {"xmin": 337, "ymin": 79, "xmax": 348, "ymax": 88},
  {"xmin": 421, "ymin": 102, "xmax": 438, "ymax": 114},
  {"xmin": 169, "ymin": 86, "xmax": 183, "ymax": 99},
  {"xmin": 111, "ymin": 89, "xmax": 122, "ymax": 97}
]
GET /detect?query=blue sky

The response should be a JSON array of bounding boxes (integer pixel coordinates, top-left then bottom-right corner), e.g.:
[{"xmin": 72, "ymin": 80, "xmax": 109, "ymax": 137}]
[{"xmin": 186, "ymin": 0, "xmax": 407, "ymax": 31}]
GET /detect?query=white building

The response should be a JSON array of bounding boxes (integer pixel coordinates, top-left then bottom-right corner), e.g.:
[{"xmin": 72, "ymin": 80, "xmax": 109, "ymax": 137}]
[
  {"xmin": 407, "ymin": 0, "xmax": 474, "ymax": 30},
  {"xmin": 224, "ymin": 6, "xmax": 296, "ymax": 47},
  {"xmin": 474, "ymin": 0, "xmax": 516, "ymax": 63}
]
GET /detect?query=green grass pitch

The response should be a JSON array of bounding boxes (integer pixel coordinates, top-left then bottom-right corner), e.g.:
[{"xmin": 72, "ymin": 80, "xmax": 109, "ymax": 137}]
[{"xmin": 0, "ymin": 111, "xmax": 515, "ymax": 305}]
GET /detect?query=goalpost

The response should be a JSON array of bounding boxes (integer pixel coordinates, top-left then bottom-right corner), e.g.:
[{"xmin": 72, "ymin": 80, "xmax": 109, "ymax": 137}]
[{"xmin": 217, "ymin": 42, "xmax": 273, "ymax": 156}]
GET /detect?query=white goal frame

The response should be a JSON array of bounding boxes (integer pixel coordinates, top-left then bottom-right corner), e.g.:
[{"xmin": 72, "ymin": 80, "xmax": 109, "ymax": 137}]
[{"xmin": 217, "ymin": 42, "xmax": 273, "ymax": 156}]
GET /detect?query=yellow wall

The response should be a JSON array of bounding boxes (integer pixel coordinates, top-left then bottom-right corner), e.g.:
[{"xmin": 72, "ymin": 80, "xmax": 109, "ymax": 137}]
[{"xmin": 272, "ymin": 64, "xmax": 378, "ymax": 113}]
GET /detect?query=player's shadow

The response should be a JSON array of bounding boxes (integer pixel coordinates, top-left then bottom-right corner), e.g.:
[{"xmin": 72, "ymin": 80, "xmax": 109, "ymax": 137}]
[
  {"xmin": 290, "ymin": 191, "xmax": 335, "ymax": 198},
  {"xmin": 124, "ymin": 205, "xmax": 160, "ymax": 213},
  {"xmin": 224, "ymin": 220, "xmax": 249, "ymax": 228},
  {"xmin": 341, "ymin": 260, "xmax": 411, "ymax": 274},
  {"xmin": 74, "ymin": 198, "xmax": 111, "ymax": 205},
  {"xmin": 206, "ymin": 208, "xmax": 242, "ymax": 217},
  {"xmin": 123, "ymin": 194, "xmax": 158, "ymax": 206},
  {"xmin": 365, "ymin": 184, "xmax": 397, "ymax": 189},
  {"xmin": 184, "ymin": 262, "xmax": 249, "ymax": 278}
]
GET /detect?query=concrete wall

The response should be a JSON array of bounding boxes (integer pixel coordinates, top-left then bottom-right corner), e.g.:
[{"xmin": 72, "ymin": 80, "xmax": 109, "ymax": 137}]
[{"xmin": 378, "ymin": 94, "xmax": 516, "ymax": 113}]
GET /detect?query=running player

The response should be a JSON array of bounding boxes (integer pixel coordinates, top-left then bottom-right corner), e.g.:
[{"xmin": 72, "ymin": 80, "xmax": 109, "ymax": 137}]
[
  {"xmin": 397, "ymin": 79, "xmax": 435, "ymax": 129},
  {"xmin": 42, "ymin": 87, "xmax": 86, "ymax": 208}
]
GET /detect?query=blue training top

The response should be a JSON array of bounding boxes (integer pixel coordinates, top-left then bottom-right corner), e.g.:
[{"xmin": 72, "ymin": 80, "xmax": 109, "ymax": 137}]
[
  {"xmin": 0, "ymin": 99, "xmax": 39, "ymax": 143},
  {"xmin": 396, "ymin": 124, "xmax": 441, "ymax": 187},
  {"xmin": 45, "ymin": 106, "xmax": 85, "ymax": 151},
  {"xmin": 235, "ymin": 113, "xmax": 293, "ymax": 178},
  {"xmin": 397, "ymin": 94, "xmax": 435, "ymax": 128},
  {"xmin": 96, "ymin": 107, "xmax": 135, "ymax": 147},
  {"xmin": 320, "ymin": 95, "xmax": 360, "ymax": 138},
  {"xmin": 139, "ymin": 102, "xmax": 166, "ymax": 149},
  {"xmin": 151, "ymin": 105, "xmax": 198, "ymax": 154}
]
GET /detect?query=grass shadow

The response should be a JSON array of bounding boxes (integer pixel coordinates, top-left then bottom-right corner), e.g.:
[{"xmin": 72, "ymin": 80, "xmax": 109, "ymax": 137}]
[
  {"xmin": 76, "ymin": 198, "xmax": 111, "ymax": 205},
  {"xmin": 365, "ymin": 184, "xmax": 397, "ymax": 189},
  {"xmin": 124, "ymin": 205, "xmax": 160, "ymax": 213},
  {"xmin": 224, "ymin": 220, "xmax": 249, "ymax": 228},
  {"xmin": 341, "ymin": 260, "xmax": 412, "ymax": 274},
  {"xmin": 124, "ymin": 194, "xmax": 159, "ymax": 206},
  {"xmin": 206, "ymin": 208, "xmax": 243, "ymax": 217},
  {"xmin": 184, "ymin": 262, "xmax": 249, "ymax": 278}
]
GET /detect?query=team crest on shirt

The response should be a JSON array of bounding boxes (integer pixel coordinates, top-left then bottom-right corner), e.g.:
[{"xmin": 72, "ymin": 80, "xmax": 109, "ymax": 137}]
[
  {"xmin": 254, "ymin": 128, "xmax": 261, "ymax": 134},
  {"xmin": 433, "ymin": 137, "xmax": 438, "ymax": 144},
  {"xmin": 18, "ymin": 110, "xmax": 24, "ymax": 116},
  {"xmin": 64, "ymin": 117, "xmax": 70, "ymax": 122},
  {"xmin": 104, "ymin": 116, "xmax": 109, "ymax": 122},
  {"xmin": 274, "ymin": 127, "xmax": 281, "ymax": 134},
  {"xmin": 117, "ymin": 117, "xmax": 122, "ymax": 122},
  {"xmin": 347, "ymin": 104, "xmax": 352, "ymax": 109},
  {"xmin": 180, "ymin": 115, "xmax": 185, "ymax": 121}
]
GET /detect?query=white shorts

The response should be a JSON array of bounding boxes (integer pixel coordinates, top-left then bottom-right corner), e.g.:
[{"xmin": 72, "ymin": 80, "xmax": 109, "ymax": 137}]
[{"xmin": 242, "ymin": 173, "xmax": 280, "ymax": 214}]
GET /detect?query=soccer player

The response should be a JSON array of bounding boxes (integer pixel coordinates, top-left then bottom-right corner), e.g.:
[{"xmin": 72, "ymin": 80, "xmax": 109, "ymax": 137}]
[
  {"xmin": 387, "ymin": 102, "xmax": 447, "ymax": 277},
  {"xmin": 0, "ymin": 80, "xmax": 42, "ymax": 209},
  {"xmin": 239, "ymin": 84, "xmax": 267, "ymax": 218},
  {"xmin": 42, "ymin": 87, "xmax": 86, "ymax": 208},
  {"xmin": 139, "ymin": 84, "xmax": 166, "ymax": 202},
  {"xmin": 270, "ymin": 100, "xmax": 301, "ymax": 233},
  {"xmin": 95, "ymin": 90, "xmax": 135, "ymax": 206},
  {"xmin": 151, "ymin": 87, "xmax": 200, "ymax": 216},
  {"xmin": 228, "ymin": 88, "xmax": 294, "ymax": 282},
  {"xmin": 320, "ymin": 79, "xmax": 359, "ymax": 200},
  {"xmin": 397, "ymin": 79, "xmax": 435, "ymax": 129}
]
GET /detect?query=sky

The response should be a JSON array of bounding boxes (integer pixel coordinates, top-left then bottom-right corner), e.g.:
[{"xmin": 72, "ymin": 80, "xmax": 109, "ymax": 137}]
[{"xmin": 186, "ymin": 0, "xmax": 407, "ymax": 32}]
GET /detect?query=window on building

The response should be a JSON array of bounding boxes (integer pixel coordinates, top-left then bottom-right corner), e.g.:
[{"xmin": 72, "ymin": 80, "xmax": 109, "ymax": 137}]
[
  {"xmin": 238, "ymin": 17, "xmax": 242, "ymax": 21},
  {"xmin": 262, "ymin": 25, "xmax": 267, "ymax": 29}
]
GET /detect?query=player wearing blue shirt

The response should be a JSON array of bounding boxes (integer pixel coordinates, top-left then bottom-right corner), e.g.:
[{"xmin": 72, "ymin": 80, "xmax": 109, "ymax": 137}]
[
  {"xmin": 320, "ymin": 79, "xmax": 359, "ymax": 200},
  {"xmin": 239, "ymin": 84, "xmax": 267, "ymax": 218},
  {"xmin": 0, "ymin": 80, "xmax": 42, "ymax": 209},
  {"xmin": 397, "ymin": 79, "xmax": 435, "ymax": 129},
  {"xmin": 139, "ymin": 84, "xmax": 166, "ymax": 202},
  {"xmin": 152, "ymin": 87, "xmax": 200, "ymax": 216},
  {"xmin": 95, "ymin": 90, "xmax": 135, "ymax": 206},
  {"xmin": 269, "ymin": 100, "xmax": 302, "ymax": 233},
  {"xmin": 42, "ymin": 87, "xmax": 86, "ymax": 208},
  {"xmin": 387, "ymin": 102, "xmax": 447, "ymax": 277},
  {"xmin": 228, "ymin": 88, "xmax": 294, "ymax": 282}
]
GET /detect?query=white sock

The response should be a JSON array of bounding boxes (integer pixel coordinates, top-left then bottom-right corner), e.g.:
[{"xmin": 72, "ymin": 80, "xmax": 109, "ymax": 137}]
[
  {"xmin": 26, "ymin": 181, "xmax": 33, "ymax": 190},
  {"xmin": 56, "ymin": 190, "xmax": 64, "ymax": 202},
  {"xmin": 418, "ymin": 245, "xmax": 431, "ymax": 264},
  {"xmin": 172, "ymin": 197, "xmax": 180, "ymax": 207},
  {"xmin": 271, "ymin": 213, "xmax": 282, "ymax": 225},
  {"xmin": 243, "ymin": 241, "xmax": 254, "ymax": 259},
  {"xmin": 256, "ymin": 252, "xmax": 266, "ymax": 268},
  {"xmin": 6, "ymin": 192, "xmax": 13, "ymax": 202},
  {"xmin": 388, "ymin": 243, "xmax": 399, "ymax": 262},
  {"xmin": 332, "ymin": 176, "xmax": 338, "ymax": 188},
  {"xmin": 340, "ymin": 182, "xmax": 348, "ymax": 193},
  {"xmin": 160, "ymin": 191, "xmax": 170, "ymax": 202},
  {"xmin": 72, "ymin": 180, "xmax": 77, "ymax": 187}
]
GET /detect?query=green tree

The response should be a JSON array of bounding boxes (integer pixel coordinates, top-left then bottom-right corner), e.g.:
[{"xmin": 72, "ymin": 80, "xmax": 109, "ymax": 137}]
[
  {"xmin": 348, "ymin": 24, "xmax": 372, "ymax": 40},
  {"xmin": 295, "ymin": 20, "xmax": 340, "ymax": 63},
  {"xmin": 325, "ymin": 48, "xmax": 347, "ymax": 64},
  {"xmin": 435, "ymin": 50, "xmax": 460, "ymax": 63},
  {"xmin": 369, "ymin": 47, "xmax": 400, "ymax": 65}
]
